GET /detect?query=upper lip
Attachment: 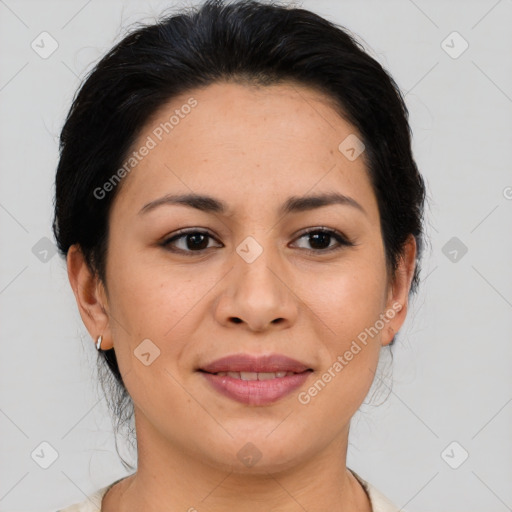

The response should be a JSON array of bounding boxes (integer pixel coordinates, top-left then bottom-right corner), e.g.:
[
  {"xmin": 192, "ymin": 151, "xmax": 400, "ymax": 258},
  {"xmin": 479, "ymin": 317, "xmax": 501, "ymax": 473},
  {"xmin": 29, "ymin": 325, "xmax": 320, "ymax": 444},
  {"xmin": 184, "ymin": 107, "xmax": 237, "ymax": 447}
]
[{"xmin": 199, "ymin": 354, "xmax": 312, "ymax": 374}]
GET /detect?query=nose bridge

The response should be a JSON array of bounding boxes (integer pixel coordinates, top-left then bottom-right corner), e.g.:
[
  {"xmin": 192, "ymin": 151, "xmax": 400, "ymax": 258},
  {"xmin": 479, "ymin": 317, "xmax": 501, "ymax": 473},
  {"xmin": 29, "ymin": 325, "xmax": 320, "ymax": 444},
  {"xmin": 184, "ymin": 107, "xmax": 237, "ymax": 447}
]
[
  {"xmin": 215, "ymin": 232, "xmax": 297, "ymax": 330},
  {"xmin": 235, "ymin": 233, "xmax": 282, "ymax": 299}
]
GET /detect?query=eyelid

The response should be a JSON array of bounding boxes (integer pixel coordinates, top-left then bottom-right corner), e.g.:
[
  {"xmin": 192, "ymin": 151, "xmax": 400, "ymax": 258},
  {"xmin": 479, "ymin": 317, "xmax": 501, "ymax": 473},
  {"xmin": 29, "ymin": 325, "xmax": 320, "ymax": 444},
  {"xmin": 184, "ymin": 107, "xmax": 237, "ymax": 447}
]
[
  {"xmin": 292, "ymin": 226, "xmax": 352, "ymax": 242},
  {"xmin": 162, "ymin": 227, "xmax": 218, "ymax": 240}
]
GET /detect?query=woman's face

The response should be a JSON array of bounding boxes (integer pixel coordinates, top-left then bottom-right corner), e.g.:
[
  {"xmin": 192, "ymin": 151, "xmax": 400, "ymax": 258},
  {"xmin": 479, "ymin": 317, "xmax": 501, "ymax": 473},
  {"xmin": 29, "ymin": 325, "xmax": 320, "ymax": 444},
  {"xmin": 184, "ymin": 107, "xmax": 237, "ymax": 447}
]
[{"xmin": 71, "ymin": 81, "xmax": 415, "ymax": 473}]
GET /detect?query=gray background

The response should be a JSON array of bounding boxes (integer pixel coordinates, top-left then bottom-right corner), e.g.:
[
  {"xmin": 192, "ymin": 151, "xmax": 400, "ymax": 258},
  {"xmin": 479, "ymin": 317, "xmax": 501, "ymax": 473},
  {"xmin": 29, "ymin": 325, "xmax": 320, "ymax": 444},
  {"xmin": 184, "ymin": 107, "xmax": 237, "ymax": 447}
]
[{"xmin": 1, "ymin": 0, "xmax": 511, "ymax": 511}]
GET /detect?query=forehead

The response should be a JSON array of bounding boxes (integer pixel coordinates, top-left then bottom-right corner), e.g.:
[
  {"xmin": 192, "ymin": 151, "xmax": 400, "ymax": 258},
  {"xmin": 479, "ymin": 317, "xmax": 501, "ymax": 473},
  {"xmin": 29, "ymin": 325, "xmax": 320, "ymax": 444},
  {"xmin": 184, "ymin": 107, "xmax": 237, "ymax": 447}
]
[{"xmin": 111, "ymin": 80, "xmax": 378, "ymax": 221}]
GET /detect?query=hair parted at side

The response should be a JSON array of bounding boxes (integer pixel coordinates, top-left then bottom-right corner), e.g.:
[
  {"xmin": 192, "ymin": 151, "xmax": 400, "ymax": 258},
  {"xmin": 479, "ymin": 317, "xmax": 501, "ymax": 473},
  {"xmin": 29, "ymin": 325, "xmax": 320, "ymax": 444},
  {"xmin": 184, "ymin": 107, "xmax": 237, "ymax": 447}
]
[{"xmin": 53, "ymin": 0, "xmax": 427, "ymax": 470}]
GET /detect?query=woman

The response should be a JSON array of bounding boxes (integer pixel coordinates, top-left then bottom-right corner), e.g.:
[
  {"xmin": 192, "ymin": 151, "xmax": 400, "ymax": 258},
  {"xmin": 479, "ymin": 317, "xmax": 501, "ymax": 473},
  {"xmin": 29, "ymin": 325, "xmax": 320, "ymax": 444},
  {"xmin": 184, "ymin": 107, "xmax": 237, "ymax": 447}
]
[{"xmin": 54, "ymin": 0, "xmax": 426, "ymax": 510}]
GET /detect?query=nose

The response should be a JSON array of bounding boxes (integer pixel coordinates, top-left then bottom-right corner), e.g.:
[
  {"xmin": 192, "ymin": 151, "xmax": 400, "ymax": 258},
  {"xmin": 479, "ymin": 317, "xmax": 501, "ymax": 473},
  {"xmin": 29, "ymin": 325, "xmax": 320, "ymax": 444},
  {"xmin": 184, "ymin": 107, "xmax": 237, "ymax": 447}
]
[{"xmin": 214, "ymin": 246, "xmax": 299, "ymax": 332}]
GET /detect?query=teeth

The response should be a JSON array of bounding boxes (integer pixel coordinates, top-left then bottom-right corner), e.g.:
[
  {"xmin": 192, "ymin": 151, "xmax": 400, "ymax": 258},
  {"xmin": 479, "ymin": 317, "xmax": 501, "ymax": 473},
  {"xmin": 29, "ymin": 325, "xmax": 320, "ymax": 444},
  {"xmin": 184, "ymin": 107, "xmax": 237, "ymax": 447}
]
[
  {"xmin": 240, "ymin": 371, "xmax": 258, "ymax": 381},
  {"xmin": 257, "ymin": 372, "xmax": 277, "ymax": 380},
  {"xmin": 215, "ymin": 371, "xmax": 296, "ymax": 380}
]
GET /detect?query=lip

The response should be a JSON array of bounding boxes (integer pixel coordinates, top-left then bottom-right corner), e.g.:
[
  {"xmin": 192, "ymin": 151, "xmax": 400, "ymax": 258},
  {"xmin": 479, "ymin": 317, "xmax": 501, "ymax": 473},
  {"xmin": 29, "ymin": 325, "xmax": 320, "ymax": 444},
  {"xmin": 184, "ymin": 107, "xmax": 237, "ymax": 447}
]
[
  {"xmin": 199, "ymin": 353, "xmax": 312, "ymax": 373},
  {"xmin": 201, "ymin": 371, "xmax": 312, "ymax": 405},
  {"xmin": 198, "ymin": 353, "xmax": 313, "ymax": 406}
]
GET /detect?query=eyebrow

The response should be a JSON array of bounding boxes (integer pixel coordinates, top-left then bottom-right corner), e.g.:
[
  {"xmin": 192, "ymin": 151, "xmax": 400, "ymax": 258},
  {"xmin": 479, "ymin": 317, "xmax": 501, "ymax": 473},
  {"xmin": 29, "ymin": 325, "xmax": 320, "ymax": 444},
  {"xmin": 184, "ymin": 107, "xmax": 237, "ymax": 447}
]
[{"xmin": 138, "ymin": 192, "xmax": 366, "ymax": 217}]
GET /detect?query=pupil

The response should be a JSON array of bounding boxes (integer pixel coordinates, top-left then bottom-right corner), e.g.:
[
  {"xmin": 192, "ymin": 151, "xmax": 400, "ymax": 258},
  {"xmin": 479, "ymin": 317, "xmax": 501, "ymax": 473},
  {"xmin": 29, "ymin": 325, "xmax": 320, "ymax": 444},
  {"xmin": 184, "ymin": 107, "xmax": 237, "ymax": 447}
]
[
  {"xmin": 187, "ymin": 233, "xmax": 208, "ymax": 250},
  {"xmin": 310, "ymin": 232, "xmax": 330, "ymax": 250}
]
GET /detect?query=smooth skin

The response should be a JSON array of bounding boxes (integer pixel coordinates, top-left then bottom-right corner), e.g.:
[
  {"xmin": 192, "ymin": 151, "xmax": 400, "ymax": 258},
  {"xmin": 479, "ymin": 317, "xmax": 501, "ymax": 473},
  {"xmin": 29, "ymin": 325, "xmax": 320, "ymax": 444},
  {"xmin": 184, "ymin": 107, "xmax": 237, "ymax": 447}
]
[{"xmin": 67, "ymin": 81, "xmax": 416, "ymax": 512}]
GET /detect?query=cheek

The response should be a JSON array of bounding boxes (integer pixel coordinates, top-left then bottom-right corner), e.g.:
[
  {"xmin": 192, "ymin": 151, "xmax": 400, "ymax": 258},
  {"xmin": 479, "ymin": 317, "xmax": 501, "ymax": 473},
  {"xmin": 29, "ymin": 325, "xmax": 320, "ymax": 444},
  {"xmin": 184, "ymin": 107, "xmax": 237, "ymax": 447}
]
[
  {"xmin": 306, "ymin": 258, "xmax": 388, "ymax": 338},
  {"xmin": 106, "ymin": 251, "xmax": 217, "ymax": 347},
  {"xmin": 298, "ymin": 271, "xmax": 385, "ymax": 414}
]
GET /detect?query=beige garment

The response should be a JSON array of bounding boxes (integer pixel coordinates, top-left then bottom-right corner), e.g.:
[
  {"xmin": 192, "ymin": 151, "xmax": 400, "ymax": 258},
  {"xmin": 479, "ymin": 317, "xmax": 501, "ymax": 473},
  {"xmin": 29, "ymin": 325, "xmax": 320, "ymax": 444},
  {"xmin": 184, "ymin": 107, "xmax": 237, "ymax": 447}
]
[{"xmin": 57, "ymin": 469, "xmax": 403, "ymax": 512}]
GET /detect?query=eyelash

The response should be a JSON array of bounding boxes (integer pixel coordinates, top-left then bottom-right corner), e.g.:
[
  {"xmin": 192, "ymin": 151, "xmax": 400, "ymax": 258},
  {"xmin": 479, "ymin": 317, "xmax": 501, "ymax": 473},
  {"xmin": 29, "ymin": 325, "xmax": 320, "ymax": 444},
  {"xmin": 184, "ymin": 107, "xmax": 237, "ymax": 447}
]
[{"xmin": 160, "ymin": 227, "xmax": 355, "ymax": 256}]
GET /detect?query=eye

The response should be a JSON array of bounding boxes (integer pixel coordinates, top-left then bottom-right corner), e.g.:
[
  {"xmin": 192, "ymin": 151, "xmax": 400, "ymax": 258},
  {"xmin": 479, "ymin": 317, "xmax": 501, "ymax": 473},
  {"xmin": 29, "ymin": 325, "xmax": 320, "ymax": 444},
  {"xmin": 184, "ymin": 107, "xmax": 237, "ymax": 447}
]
[
  {"xmin": 160, "ymin": 229, "xmax": 223, "ymax": 254},
  {"xmin": 291, "ymin": 227, "xmax": 355, "ymax": 253},
  {"xmin": 160, "ymin": 227, "xmax": 355, "ymax": 256}
]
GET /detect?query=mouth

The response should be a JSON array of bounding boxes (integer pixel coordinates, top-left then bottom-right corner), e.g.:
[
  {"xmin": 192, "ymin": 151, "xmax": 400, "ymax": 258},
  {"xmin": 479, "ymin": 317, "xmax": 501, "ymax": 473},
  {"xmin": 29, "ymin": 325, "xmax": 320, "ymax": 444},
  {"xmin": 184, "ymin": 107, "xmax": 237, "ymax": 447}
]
[
  {"xmin": 198, "ymin": 353, "xmax": 314, "ymax": 405},
  {"xmin": 198, "ymin": 353, "xmax": 313, "ymax": 374},
  {"xmin": 199, "ymin": 370, "xmax": 311, "ymax": 380}
]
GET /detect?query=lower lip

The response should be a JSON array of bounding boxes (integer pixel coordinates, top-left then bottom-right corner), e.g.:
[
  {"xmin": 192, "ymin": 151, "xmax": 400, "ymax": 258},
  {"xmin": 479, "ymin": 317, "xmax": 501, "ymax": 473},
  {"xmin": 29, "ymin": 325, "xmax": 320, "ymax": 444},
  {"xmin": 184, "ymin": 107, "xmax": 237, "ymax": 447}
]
[{"xmin": 200, "ymin": 371, "xmax": 312, "ymax": 405}]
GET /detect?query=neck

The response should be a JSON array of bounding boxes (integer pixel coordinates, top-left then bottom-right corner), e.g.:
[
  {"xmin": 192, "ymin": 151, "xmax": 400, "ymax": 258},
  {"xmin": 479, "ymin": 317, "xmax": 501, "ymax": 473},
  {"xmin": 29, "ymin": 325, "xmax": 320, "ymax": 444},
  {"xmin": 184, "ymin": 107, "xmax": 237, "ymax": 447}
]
[{"xmin": 102, "ymin": 409, "xmax": 371, "ymax": 512}]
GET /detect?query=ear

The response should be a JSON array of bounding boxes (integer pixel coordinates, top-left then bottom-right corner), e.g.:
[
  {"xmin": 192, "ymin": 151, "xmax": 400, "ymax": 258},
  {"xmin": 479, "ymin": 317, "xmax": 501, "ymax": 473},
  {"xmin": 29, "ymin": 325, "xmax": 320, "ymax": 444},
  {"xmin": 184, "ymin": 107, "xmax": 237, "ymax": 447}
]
[
  {"xmin": 381, "ymin": 234, "xmax": 417, "ymax": 346},
  {"xmin": 66, "ymin": 244, "xmax": 113, "ymax": 350}
]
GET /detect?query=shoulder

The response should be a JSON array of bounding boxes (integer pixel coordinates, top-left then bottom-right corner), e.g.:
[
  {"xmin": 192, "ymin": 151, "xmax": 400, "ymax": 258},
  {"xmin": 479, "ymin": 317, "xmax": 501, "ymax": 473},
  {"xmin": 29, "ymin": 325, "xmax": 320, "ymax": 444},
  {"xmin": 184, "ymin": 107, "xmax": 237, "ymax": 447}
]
[
  {"xmin": 349, "ymin": 468, "xmax": 404, "ymax": 512},
  {"xmin": 56, "ymin": 482, "xmax": 116, "ymax": 512}
]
